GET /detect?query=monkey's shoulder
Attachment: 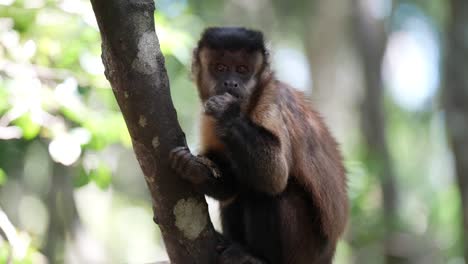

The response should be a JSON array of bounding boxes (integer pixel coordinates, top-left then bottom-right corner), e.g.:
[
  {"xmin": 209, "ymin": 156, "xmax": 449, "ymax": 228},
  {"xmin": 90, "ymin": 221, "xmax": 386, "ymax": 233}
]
[{"xmin": 250, "ymin": 81, "xmax": 328, "ymax": 139}]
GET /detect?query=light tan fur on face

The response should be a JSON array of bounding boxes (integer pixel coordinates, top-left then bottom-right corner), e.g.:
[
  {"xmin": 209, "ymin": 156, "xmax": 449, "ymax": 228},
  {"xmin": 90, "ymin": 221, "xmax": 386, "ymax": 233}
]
[
  {"xmin": 242, "ymin": 52, "xmax": 264, "ymax": 101},
  {"xmin": 251, "ymin": 52, "xmax": 265, "ymax": 76},
  {"xmin": 196, "ymin": 48, "xmax": 217, "ymax": 101},
  {"xmin": 193, "ymin": 47, "xmax": 265, "ymax": 103}
]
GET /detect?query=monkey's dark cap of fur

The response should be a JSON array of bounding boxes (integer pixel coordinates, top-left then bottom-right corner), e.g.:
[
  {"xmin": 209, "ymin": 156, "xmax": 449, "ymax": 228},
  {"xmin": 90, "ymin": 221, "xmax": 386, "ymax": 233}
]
[{"xmin": 199, "ymin": 27, "xmax": 266, "ymax": 54}]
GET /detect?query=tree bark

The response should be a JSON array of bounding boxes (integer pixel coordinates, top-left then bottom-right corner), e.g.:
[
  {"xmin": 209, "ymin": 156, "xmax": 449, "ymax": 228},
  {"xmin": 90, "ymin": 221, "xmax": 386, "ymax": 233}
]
[
  {"xmin": 352, "ymin": 1, "xmax": 401, "ymax": 263},
  {"xmin": 89, "ymin": 1, "xmax": 218, "ymax": 263},
  {"xmin": 443, "ymin": 0, "xmax": 468, "ymax": 261},
  {"xmin": 43, "ymin": 163, "xmax": 69, "ymax": 263},
  {"xmin": 304, "ymin": 0, "xmax": 361, "ymax": 143}
]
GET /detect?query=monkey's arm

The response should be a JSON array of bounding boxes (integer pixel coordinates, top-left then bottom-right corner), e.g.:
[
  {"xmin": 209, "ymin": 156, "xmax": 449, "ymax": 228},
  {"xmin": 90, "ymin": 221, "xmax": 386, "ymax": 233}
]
[
  {"xmin": 170, "ymin": 147, "xmax": 238, "ymax": 200},
  {"xmin": 219, "ymin": 116, "xmax": 289, "ymax": 195},
  {"xmin": 204, "ymin": 93, "xmax": 289, "ymax": 195}
]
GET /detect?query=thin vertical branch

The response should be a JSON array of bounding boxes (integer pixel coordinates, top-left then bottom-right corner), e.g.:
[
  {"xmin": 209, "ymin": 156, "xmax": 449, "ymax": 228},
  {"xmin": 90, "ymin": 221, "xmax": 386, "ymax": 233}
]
[
  {"xmin": 89, "ymin": 1, "xmax": 218, "ymax": 263},
  {"xmin": 443, "ymin": 0, "xmax": 468, "ymax": 261},
  {"xmin": 353, "ymin": 1, "xmax": 400, "ymax": 263}
]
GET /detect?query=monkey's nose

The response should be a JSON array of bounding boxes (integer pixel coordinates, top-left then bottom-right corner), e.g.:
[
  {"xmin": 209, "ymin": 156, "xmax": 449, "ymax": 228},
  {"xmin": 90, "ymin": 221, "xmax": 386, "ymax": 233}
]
[{"xmin": 223, "ymin": 80, "xmax": 239, "ymax": 88}]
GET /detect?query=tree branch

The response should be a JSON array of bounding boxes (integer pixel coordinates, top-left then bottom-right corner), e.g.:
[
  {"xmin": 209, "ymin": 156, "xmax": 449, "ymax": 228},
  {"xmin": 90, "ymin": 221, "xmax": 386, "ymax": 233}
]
[
  {"xmin": 352, "ymin": 0, "xmax": 402, "ymax": 262},
  {"xmin": 89, "ymin": 1, "xmax": 218, "ymax": 263},
  {"xmin": 444, "ymin": 0, "xmax": 468, "ymax": 261}
]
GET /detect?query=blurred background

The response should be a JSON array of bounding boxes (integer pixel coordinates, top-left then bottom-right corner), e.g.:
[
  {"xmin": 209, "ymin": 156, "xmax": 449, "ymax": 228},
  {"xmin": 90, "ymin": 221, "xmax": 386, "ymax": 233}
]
[{"xmin": 0, "ymin": 0, "xmax": 467, "ymax": 263}]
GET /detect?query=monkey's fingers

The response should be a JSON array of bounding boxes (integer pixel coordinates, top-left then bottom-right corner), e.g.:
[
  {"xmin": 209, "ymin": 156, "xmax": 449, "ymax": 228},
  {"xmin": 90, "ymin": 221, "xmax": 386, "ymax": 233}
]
[
  {"xmin": 204, "ymin": 99, "xmax": 221, "ymax": 116},
  {"xmin": 196, "ymin": 156, "xmax": 221, "ymax": 178},
  {"xmin": 169, "ymin": 146, "xmax": 189, "ymax": 162},
  {"xmin": 177, "ymin": 151, "xmax": 194, "ymax": 175},
  {"xmin": 204, "ymin": 95, "xmax": 229, "ymax": 115},
  {"xmin": 169, "ymin": 146, "xmax": 191, "ymax": 172},
  {"xmin": 204, "ymin": 94, "xmax": 240, "ymax": 120},
  {"xmin": 221, "ymin": 92, "xmax": 236, "ymax": 101},
  {"xmin": 169, "ymin": 146, "xmax": 190, "ymax": 157},
  {"xmin": 169, "ymin": 149, "xmax": 183, "ymax": 170},
  {"xmin": 172, "ymin": 150, "xmax": 209, "ymax": 183}
]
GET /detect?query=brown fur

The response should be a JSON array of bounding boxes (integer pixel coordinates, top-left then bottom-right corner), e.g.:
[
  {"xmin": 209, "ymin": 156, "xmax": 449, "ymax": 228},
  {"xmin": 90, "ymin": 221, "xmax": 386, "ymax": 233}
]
[
  {"xmin": 200, "ymin": 115, "xmax": 225, "ymax": 153},
  {"xmin": 199, "ymin": 68, "xmax": 348, "ymax": 241}
]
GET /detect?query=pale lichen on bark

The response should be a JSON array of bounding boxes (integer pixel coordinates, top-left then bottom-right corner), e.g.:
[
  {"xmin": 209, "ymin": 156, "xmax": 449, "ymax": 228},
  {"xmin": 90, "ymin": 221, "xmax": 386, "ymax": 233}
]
[
  {"xmin": 173, "ymin": 198, "xmax": 208, "ymax": 240},
  {"xmin": 132, "ymin": 32, "xmax": 159, "ymax": 74},
  {"xmin": 139, "ymin": 115, "xmax": 148, "ymax": 127},
  {"xmin": 152, "ymin": 136, "xmax": 160, "ymax": 149}
]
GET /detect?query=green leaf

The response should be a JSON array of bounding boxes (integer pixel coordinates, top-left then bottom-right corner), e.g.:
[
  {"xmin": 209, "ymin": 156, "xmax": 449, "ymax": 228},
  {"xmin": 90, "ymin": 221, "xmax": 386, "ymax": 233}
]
[
  {"xmin": 0, "ymin": 168, "xmax": 6, "ymax": 186},
  {"xmin": 0, "ymin": 244, "xmax": 9, "ymax": 264},
  {"xmin": 0, "ymin": 6, "xmax": 37, "ymax": 34},
  {"xmin": 74, "ymin": 166, "xmax": 90, "ymax": 188},
  {"xmin": 0, "ymin": 83, "xmax": 9, "ymax": 114},
  {"xmin": 13, "ymin": 114, "xmax": 41, "ymax": 140},
  {"xmin": 83, "ymin": 113, "xmax": 128, "ymax": 150},
  {"xmin": 90, "ymin": 164, "xmax": 112, "ymax": 189}
]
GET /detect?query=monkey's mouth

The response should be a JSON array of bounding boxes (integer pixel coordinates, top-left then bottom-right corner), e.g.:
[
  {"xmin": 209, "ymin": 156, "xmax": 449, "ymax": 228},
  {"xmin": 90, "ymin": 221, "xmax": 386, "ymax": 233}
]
[
  {"xmin": 216, "ymin": 89, "xmax": 243, "ymax": 100},
  {"xmin": 228, "ymin": 91, "xmax": 242, "ymax": 99}
]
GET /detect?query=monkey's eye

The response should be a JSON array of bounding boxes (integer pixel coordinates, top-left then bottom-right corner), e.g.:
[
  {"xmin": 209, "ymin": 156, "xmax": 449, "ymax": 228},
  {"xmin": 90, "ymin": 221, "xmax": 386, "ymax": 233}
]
[
  {"xmin": 236, "ymin": 65, "xmax": 248, "ymax": 74},
  {"xmin": 216, "ymin": 64, "xmax": 228, "ymax": 72}
]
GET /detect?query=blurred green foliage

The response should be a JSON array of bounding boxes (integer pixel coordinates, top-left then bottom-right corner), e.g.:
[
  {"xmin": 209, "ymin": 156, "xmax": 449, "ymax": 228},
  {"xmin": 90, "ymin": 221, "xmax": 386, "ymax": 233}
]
[{"xmin": 0, "ymin": 168, "xmax": 6, "ymax": 186}]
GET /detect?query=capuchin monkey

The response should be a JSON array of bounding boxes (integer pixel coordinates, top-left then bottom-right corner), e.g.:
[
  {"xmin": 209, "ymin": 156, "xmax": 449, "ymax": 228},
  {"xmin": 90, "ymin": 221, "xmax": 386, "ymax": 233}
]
[{"xmin": 170, "ymin": 27, "xmax": 348, "ymax": 264}]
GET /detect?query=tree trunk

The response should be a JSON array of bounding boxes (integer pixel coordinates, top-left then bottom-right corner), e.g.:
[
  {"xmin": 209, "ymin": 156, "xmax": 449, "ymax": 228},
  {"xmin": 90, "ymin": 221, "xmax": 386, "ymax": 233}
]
[
  {"xmin": 352, "ymin": 1, "xmax": 401, "ymax": 263},
  {"xmin": 304, "ymin": 0, "xmax": 361, "ymax": 145},
  {"xmin": 43, "ymin": 162, "xmax": 93, "ymax": 263},
  {"xmin": 43, "ymin": 163, "xmax": 68, "ymax": 263},
  {"xmin": 89, "ymin": 1, "xmax": 218, "ymax": 263},
  {"xmin": 443, "ymin": 0, "xmax": 468, "ymax": 261}
]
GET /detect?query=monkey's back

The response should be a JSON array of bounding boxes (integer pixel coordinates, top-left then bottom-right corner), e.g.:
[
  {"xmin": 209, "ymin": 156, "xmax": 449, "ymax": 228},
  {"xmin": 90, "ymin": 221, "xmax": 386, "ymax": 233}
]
[{"xmin": 247, "ymin": 79, "xmax": 348, "ymax": 236}]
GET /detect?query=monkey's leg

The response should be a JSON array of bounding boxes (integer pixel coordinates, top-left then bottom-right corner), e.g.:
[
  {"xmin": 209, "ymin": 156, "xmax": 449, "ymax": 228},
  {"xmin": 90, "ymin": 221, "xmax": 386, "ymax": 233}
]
[
  {"xmin": 220, "ymin": 198, "xmax": 245, "ymax": 243},
  {"xmin": 219, "ymin": 243, "xmax": 267, "ymax": 264},
  {"xmin": 169, "ymin": 147, "xmax": 237, "ymax": 200}
]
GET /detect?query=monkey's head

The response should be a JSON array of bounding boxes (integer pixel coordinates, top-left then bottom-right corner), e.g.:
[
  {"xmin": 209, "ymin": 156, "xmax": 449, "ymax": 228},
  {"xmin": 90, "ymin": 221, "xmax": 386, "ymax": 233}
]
[{"xmin": 192, "ymin": 27, "xmax": 270, "ymax": 102}]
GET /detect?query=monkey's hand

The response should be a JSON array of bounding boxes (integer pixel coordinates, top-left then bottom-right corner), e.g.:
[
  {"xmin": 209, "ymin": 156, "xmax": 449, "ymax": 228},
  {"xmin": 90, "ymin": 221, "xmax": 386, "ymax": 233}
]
[
  {"xmin": 218, "ymin": 243, "xmax": 266, "ymax": 264},
  {"xmin": 169, "ymin": 146, "xmax": 220, "ymax": 185},
  {"xmin": 204, "ymin": 93, "xmax": 240, "ymax": 120}
]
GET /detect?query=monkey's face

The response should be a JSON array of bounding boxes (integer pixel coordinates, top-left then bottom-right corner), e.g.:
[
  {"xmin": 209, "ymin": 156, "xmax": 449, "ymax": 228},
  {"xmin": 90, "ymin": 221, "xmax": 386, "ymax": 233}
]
[{"xmin": 197, "ymin": 48, "xmax": 264, "ymax": 102}]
